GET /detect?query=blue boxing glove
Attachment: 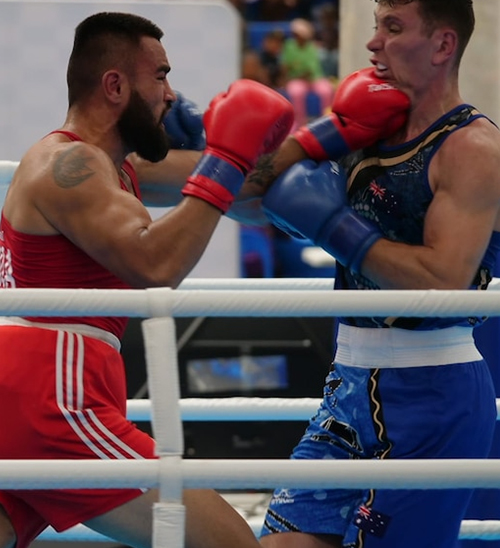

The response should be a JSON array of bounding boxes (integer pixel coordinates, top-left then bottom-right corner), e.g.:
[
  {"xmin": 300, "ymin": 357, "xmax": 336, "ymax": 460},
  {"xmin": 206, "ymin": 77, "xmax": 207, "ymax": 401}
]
[
  {"xmin": 262, "ymin": 160, "xmax": 382, "ymax": 273},
  {"xmin": 163, "ymin": 92, "xmax": 206, "ymax": 150}
]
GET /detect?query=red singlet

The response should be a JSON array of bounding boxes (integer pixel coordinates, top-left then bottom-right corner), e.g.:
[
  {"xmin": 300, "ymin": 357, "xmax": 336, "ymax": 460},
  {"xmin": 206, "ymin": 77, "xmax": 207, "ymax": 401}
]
[{"xmin": 0, "ymin": 131, "xmax": 156, "ymax": 546}]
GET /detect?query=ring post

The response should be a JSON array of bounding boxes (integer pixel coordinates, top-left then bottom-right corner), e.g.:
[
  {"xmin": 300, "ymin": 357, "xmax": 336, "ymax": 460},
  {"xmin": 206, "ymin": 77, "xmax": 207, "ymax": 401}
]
[{"xmin": 142, "ymin": 291, "xmax": 184, "ymax": 548}]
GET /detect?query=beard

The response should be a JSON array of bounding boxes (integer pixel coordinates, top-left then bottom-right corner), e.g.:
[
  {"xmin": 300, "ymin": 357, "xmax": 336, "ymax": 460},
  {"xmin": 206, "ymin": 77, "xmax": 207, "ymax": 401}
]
[{"xmin": 117, "ymin": 89, "xmax": 171, "ymax": 163}]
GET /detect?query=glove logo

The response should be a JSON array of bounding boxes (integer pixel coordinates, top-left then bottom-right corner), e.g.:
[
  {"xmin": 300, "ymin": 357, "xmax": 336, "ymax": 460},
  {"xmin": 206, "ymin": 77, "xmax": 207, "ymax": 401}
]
[{"xmin": 368, "ymin": 83, "xmax": 397, "ymax": 92}]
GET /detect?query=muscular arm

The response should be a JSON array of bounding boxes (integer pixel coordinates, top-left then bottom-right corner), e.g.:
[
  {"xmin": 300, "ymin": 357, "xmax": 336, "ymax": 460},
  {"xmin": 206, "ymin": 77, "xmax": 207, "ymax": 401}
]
[
  {"xmin": 8, "ymin": 142, "xmax": 220, "ymax": 289},
  {"xmin": 242, "ymin": 136, "xmax": 309, "ymax": 199},
  {"xmin": 130, "ymin": 144, "xmax": 297, "ymax": 227},
  {"xmin": 5, "ymin": 80, "xmax": 293, "ymax": 289},
  {"xmin": 129, "ymin": 149, "xmax": 275, "ymax": 226},
  {"xmin": 361, "ymin": 120, "xmax": 500, "ymax": 289}
]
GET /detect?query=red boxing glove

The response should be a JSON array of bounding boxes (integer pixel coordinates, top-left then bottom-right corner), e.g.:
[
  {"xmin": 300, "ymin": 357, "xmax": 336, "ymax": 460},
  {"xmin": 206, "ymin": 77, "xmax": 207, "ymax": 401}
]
[
  {"xmin": 293, "ymin": 67, "xmax": 410, "ymax": 160},
  {"xmin": 182, "ymin": 79, "xmax": 294, "ymax": 212}
]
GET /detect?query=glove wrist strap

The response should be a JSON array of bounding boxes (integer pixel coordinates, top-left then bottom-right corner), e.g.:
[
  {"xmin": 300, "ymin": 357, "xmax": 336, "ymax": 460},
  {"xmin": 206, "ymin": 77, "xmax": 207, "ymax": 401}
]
[
  {"xmin": 320, "ymin": 209, "xmax": 382, "ymax": 273},
  {"xmin": 183, "ymin": 154, "xmax": 245, "ymax": 213}
]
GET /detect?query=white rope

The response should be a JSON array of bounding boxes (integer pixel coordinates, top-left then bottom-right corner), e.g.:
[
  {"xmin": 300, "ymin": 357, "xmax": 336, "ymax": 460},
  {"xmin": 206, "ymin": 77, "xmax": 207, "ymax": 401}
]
[
  {"xmin": 127, "ymin": 397, "xmax": 322, "ymax": 422},
  {"xmin": 34, "ymin": 518, "xmax": 500, "ymax": 542},
  {"xmin": 180, "ymin": 459, "xmax": 500, "ymax": 490},
  {"xmin": 3, "ymin": 287, "xmax": 500, "ymax": 317},
  {"xmin": 459, "ymin": 521, "xmax": 500, "ymax": 540},
  {"xmin": 2, "ymin": 458, "xmax": 500, "ymax": 490},
  {"xmin": 127, "ymin": 397, "xmax": 500, "ymax": 422},
  {"xmin": 0, "ymin": 175, "xmax": 494, "ymax": 545},
  {"xmin": 178, "ymin": 276, "xmax": 500, "ymax": 291},
  {"xmin": 178, "ymin": 278, "xmax": 335, "ymax": 290},
  {"xmin": 17, "ymin": 458, "xmax": 500, "ymax": 541}
]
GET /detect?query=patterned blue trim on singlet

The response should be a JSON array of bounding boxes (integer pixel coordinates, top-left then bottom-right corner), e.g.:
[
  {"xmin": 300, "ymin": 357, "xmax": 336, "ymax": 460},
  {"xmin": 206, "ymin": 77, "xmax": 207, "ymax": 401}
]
[{"xmin": 336, "ymin": 104, "xmax": 500, "ymax": 330}]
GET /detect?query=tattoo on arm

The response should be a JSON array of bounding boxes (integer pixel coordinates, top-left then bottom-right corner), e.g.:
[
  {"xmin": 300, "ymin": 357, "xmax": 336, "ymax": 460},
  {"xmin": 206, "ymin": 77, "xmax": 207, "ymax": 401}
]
[
  {"xmin": 53, "ymin": 145, "xmax": 95, "ymax": 188},
  {"xmin": 246, "ymin": 153, "xmax": 277, "ymax": 192}
]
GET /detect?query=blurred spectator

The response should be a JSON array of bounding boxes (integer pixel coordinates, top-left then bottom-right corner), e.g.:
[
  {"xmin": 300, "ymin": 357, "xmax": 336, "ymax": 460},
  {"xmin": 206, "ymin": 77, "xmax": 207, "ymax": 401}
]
[
  {"xmin": 241, "ymin": 47, "xmax": 271, "ymax": 85},
  {"xmin": 234, "ymin": 0, "xmax": 339, "ymax": 24},
  {"xmin": 245, "ymin": 0, "xmax": 300, "ymax": 21},
  {"xmin": 281, "ymin": 18, "xmax": 335, "ymax": 128},
  {"xmin": 316, "ymin": 3, "xmax": 340, "ymax": 80},
  {"xmin": 241, "ymin": 28, "xmax": 286, "ymax": 90},
  {"xmin": 310, "ymin": 0, "xmax": 339, "ymax": 24},
  {"xmin": 243, "ymin": 0, "xmax": 315, "ymax": 22},
  {"xmin": 259, "ymin": 29, "xmax": 286, "ymax": 89}
]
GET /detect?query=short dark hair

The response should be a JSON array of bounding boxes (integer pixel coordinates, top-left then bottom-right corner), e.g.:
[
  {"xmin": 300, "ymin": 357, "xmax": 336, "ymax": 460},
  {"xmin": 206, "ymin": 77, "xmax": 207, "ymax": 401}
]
[
  {"xmin": 265, "ymin": 29, "xmax": 286, "ymax": 42},
  {"xmin": 67, "ymin": 12, "xmax": 164, "ymax": 106},
  {"xmin": 374, "ymin": 0, "xmax": 475, "ymax": 64}
]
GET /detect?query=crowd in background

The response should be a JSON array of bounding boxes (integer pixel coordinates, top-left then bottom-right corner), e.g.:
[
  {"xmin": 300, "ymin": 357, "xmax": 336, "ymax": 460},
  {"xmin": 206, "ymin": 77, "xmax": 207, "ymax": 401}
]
[
  {"xmin": 228, "ymin": 0, "xmax": 336, "ymax": 24},
  {"xmin": 227, "ymin": 0, "xmax": 340, "ymax": 279},
  {"xmin": 238, "ymin": 1, "xmax": 339, "ymax": 128}
]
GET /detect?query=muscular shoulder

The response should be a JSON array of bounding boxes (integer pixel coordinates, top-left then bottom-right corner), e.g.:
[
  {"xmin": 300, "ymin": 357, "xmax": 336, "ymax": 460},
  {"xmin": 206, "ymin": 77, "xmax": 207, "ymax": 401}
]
[
  {"xmin": 439, "ymin": 116, "xmax": 500, "ymax": 163},
  {"xmin": 431, "ymin": 116, "xmax": 500, "ymax": 196},
  {"xmin": 13, "ymin": 136, "xmax": 116, "ymax": 191},
  {"xmin": 5, "ymin": 135, "xmax": 120, "ymax": 234}
]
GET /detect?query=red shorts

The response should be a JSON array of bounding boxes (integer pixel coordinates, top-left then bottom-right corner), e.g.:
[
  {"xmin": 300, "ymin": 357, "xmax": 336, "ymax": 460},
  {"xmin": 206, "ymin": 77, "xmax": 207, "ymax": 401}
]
[{"xmin": 0, "ymin": 324, "xmax": 156, "ymax": 547}]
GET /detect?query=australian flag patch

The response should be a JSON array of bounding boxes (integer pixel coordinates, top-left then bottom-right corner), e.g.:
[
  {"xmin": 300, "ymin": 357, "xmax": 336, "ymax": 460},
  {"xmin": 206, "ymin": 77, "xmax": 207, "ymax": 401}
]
[{"xmin": 353, "ymin": 504, "xmax": 391, "ymax": 538}]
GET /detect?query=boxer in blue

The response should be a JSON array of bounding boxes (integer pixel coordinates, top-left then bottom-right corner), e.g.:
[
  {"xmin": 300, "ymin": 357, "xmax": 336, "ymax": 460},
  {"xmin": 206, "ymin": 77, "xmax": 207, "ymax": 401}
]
[{"xmin": 246, "ymin": 0, "xmax": 500, "ymax": 547}]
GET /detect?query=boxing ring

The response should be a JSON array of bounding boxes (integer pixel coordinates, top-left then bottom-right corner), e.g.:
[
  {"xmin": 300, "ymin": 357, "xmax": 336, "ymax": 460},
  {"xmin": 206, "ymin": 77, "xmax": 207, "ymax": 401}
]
[
  {"xmin": 0, "ymin": 283, "xmax": 498, "ymax": 544},
  {"xmin": 1, "ymin": 163, "xmax": 500, "ymax": 544}
]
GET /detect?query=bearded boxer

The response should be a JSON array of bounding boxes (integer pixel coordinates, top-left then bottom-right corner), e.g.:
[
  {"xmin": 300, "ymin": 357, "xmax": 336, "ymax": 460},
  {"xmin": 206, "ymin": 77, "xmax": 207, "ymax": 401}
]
[{"xmin": 0, "ymin": 11, "xmax": 293, "ymax": 548}]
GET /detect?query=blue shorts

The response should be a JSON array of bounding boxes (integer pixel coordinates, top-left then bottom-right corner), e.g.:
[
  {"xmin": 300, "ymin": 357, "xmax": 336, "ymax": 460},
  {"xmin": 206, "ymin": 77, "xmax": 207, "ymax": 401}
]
[{"xmin": 261, "ymin": 360, "xmax": 496, "ymax": 548}]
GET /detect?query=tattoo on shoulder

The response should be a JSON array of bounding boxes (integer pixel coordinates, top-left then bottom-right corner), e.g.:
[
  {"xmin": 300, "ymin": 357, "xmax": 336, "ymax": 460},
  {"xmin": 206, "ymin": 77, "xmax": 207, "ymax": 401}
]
[{"xmin": 53, "ymin": 144, "xmax": 95, "ymax": 188}]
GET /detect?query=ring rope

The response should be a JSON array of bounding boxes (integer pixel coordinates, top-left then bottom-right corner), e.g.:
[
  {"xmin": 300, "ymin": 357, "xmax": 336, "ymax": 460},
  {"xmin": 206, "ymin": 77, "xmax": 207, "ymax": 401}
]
[
  {"xmin": 125, "ymin": 397, "xmax": 500, "ymax": 422},
  {"xmin": 178, "ymin": 277, "xmax": 500, "ymax": 291},
  {"xmin": 1, "ymin": 458, "xmax": 500, "ymax": 491},
  {"xmin": 178, "ymin": 278, "xmax": 336, "ymax": 290},
  {"xmin": 36, "ymin": 518, "xmax": 500, "ymax": 542},
  {"xmin": 0, "ymin": 274, "xmax": 499, "ymax": 541},
  {"xmin": 127, "ymin": 397, "xmax": 321, "ymax": 421},
  {"xmin": 3, "ymin": 287, "xmax": 500, "ymax": 317}
]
